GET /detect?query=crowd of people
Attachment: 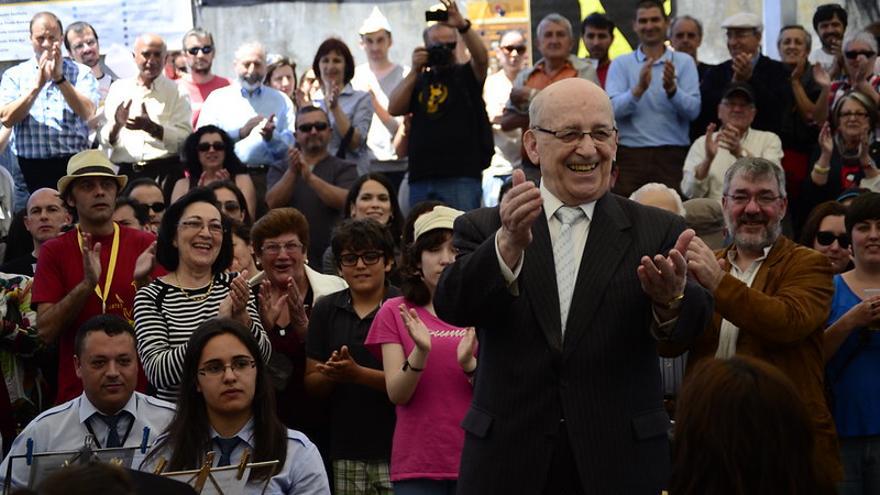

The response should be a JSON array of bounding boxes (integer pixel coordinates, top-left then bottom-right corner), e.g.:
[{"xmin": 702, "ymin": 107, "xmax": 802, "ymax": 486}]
[{"xmin": 0, "ymin": 0, "xmax": 877, "ymax": 494}]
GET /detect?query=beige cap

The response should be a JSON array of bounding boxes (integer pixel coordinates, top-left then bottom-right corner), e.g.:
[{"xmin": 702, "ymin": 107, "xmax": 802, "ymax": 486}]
[
  {"xmin": 414, "ymin": 205, "xmax": 463, "ymax": 241},
  {"xmin": 683, "ymin": 198, "xmax": 727, "ymax": 250},
  {"xmin": 58, "ymin": 150, "xmax": 127, "ymax": 196},
  {"xmin": 721, "ymin": 12, "xmax": 762, "ymax": 31},
  {"xmin": 359, "ymin": 6, "xmax": 392, "ymax": 35}
]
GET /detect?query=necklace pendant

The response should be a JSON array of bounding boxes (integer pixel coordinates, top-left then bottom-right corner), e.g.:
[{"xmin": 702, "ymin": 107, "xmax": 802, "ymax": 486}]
[{"xmin": 279, "ymin": 328, "xmax": 286, "ymax": 337}]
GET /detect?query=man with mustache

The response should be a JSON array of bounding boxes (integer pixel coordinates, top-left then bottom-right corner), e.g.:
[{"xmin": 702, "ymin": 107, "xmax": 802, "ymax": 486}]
[
  {"xmin": 198, "ymin": 41, "xmax": 295, "ymax": 212},
  {"xmin": 32, "ymin": 150, "xmax": 159, "ymax": 404},
  {"xmin": 679, "ymin": 157, "xmax": 843, "ymax": 485},
  {"xmin": 809, "ymin": 4, "xmax": 848, "ymax": 75},
  {"xmin": 99, "ymin": 33, "xmax": 191, "ymax": 187},
  {"xmin": 0, "ymin": 315, "xmax": 174, "ymax": 490}
]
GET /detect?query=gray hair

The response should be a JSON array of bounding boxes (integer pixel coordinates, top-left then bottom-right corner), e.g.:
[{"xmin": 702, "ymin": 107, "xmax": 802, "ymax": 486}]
[
  {"xmin": 537, "ymin": 13, "xmax": 573, "ymax": 40},
  {"xmin": 669, "ymin": 15, "xmax": 703, "ymax": 39},
  {"xmin": 722, "ymin": 157, "xmax": 787, "ymax": 198},
  {"xmin": 629, "ymin": 183, "xmax": 686, "ymax": 216},
  {"xmin": 777, "ymin": 24, "xmax": 813, "ymax": 52},
  {"xmin": 234, "ymin": 41, "xmax": 266, "ymax": 63},
  {"xmin": 182, "ymin": 28, "xmax": 214, "ymax": 50},
  {"xmin": 843, "ymin": 30, "xmax": 879, "ymax": 54}
]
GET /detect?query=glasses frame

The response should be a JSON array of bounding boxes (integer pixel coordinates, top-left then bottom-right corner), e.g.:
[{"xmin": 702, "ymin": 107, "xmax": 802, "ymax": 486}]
[
  {"xmin": 178, "ymin": 219, "xmax": 225, "ymax": 236},
  {"xmin": 186, "ymin": 45, "xmax": 214, "ymax": 56},
  {"xmin": 338, "ymin": 251, "xmax": 385, "ymax": 267},
  {"xmin": 531, "ymin": 126, "xmax": 618, "ymax": 144},
  {"xmin": 260, "ymin": 241, "xmax": 304, "ymax": 256},
  {"xmin": 723, "ymin": 193, "xmax": 783, "ymax": 207},
  {"xmin": 197, "ymin": 142, "xmax": 225, "ymax": 152},
  {"xmin": 198, "ymin": 357, "xmax": 256, "ymax": 377},
  {"xmin": 815, "ymin": 231, "xmax": 850, "ymax": 248},
  {"xmin": 297, "ymin": 122, "xmax": 330, "ymax": 133}
]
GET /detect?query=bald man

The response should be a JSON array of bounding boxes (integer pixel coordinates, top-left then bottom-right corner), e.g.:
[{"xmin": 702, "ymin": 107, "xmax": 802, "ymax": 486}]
[
  {"xmin": 435, "ymin": 78, "xmax": 712, "ymax": 494},
  {"xmin": 0, "ymin": 12, "xmax": 99, "ymax": 193},
  {"xmin": 1, "ymin": 188, "xmax": 70, "ymax": 276},
  {"xmin": 99, "ymin": 33, "xmax": 191, "ymax": 186}
]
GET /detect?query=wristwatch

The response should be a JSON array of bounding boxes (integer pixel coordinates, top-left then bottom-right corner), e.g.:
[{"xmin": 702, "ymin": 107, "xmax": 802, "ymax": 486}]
[
  {"xmin": 53, "ymin": 75, "xmax": 66, "ymax": 85},
  {"xmin": 457, "ymin": 19, "xmax": 472, "ymax": 34}
]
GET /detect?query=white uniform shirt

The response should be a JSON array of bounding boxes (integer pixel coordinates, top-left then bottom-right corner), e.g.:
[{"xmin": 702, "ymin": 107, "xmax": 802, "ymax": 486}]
[{"xmin": 0, "ymin": 392, "xmax": 175, "ymax": 489}]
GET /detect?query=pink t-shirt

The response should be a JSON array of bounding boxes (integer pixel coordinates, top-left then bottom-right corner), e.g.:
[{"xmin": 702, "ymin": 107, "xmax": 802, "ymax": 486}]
[
  {"xmin": 365, "ymin": 296, "xmax": 473, "ymax": 481},
  {"xmin": 178, "ymin": 75, "xmax": 231, "ymax": 126}
]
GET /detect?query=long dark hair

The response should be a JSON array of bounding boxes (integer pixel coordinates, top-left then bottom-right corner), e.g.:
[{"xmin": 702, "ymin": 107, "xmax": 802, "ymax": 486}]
[
  {"xmin": 206, "ymin": 180, "xmax": 253, "ymax": 226},
  {"xmin": 343, "ymin": 173, "xmax": 403, "ymax": 244},
  {"xmin": 670, "ymin": 356, "xmax": 834, "ymax": 495},
  {"xmin": 181, "ymin": 125, "xmax": 246, "ymax": 189},
  {"xmin": 145, "ymin": 318, "xmax": 287, "ymax": 481}
]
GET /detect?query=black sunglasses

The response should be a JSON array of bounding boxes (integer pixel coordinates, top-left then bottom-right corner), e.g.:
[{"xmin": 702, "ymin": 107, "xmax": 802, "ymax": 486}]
[
  {"xmin": 844, "ymin": 50, "xmax": 876, "ymax": 60},
  {"xmin": 187, "ymin": 46, "xmax": 214, "ymax": 55},
  {"xmin": 297, "ymin": 122, "xmax": 329, "ymax": 133},
  {"xmin": 501, "ymin": 44, "xmax": 526, "ymax": 53},
  {"xmin": 816, "ymin": 231, "xmax": 850, "ymax": 248},
  {"xmin": 197, "ymin": 142, "xmax": 224, "ymax": 152},
  {"xmin": 137, "ymin": 201, "xmax": 166, "ymax": 213}
]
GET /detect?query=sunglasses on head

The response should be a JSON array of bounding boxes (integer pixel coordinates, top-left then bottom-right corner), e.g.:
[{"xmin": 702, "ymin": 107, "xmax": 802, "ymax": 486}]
[
  {"xmin": 816, "ymin": 231, "xmax": 850, "ymax": 248},
  {"xmin": 297, "ymin": 122, "xmax": 329, "ymax": 133},
  {"xmin": 197, "ymin": 142, "xmax": 224, "ymax": 152},
  {"xmin": 845, "ymin": 50, "xmax": 876, "ymax": 59},
  {"xmin": 187, "ymin": 46, "xmax": 214, "ymax": 55}
]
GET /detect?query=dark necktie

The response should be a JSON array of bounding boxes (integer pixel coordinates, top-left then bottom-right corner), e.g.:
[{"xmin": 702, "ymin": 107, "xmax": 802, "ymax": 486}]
[
  {"xmin": 214, "ymin": 436, "xmax": 242, "ymax": 466},
  {"xmin": 96, "ymin": 413, "xmax": 127, "ymax": 448}
]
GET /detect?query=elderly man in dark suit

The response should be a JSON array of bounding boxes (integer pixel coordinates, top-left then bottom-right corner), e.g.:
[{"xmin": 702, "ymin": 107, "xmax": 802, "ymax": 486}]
[{"xmin": 434, "ymin": 77, "xmax": 713, "ymax": 494}]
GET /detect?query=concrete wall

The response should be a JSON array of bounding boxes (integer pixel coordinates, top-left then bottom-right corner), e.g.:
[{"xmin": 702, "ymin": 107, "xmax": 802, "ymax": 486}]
[{"xmin": 197, "ymin": 1, "xmax": 433, "ymax": 81}]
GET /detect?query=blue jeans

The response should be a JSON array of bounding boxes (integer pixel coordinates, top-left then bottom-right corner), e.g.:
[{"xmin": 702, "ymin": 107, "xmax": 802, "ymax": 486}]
[
  {"xmin": 409, "ymin": 177, "xmax": 481, "ymax": 211},
  {"xmin": 838, "ymin": 435, "xmax": 880, "ymax": 495},
  {"xmin": 393, "ymin": 479, "xmax": 457, "ymax": 495}
]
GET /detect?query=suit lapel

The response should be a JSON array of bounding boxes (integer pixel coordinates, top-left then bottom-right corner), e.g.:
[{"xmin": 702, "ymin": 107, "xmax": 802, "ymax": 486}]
[
  {"xmin": 563, "ymin": 194, "xmax": 632, "ymax": 361},
  {"xmin": 522, "ymin": 211, "xmax": 564, "ymax": 355}
]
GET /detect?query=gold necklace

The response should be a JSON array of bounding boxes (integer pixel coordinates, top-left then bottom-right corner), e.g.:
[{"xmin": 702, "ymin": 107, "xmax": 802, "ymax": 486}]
[{"xmin": 173, "ymin": 272, "xmax": 214, "ymax": 302}]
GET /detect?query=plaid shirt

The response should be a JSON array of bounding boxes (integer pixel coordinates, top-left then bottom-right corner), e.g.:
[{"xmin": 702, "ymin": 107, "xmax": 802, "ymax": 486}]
[{"xmin": 0, "ymin": 57, "xmax": 99, "ymax": 158}]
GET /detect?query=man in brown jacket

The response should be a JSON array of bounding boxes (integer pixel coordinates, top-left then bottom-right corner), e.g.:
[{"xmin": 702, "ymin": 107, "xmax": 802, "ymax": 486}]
[{"xmin": 681, "ymin": 156, "xmax": 842, "ymax": 482}]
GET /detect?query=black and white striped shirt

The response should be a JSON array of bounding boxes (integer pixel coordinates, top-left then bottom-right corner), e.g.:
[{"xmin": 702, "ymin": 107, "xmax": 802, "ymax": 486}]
[{"xmin": 134, "ymin": 272, "xmax": 271, "ymax": 401}]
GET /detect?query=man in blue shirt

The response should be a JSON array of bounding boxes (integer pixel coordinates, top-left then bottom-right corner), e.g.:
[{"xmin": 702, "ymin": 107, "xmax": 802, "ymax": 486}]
[
  {"xmin": 606, "ymin": 0, "xmax": 700, "ymax": 197},
  {"xmin": 198, "ymin": 41, "xmax": 295, "ymax": 215},
  {"xmin": 0, "ymin": 12, "xmax": 99, "ymax": 193}
]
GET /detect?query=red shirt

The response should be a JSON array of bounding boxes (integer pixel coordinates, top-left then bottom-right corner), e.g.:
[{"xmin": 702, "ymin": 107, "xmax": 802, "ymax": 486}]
[
  {"xmin": 32, "ymin": 225, "xmax": 159, "ymax": 404},
  {"xmin": 178, "ymin": 75, "xmax": 231, "ymax": 127}
]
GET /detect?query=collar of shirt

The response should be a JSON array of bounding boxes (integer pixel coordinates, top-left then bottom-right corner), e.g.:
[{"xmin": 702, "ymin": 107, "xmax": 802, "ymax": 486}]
[
  {"xmin": 635, "ymin": 45, "xmax": 669, "ymax": 64},
  {"xmin": 77, "ymin": 391, "xmax": 139, "ymax": 424},
  {"xmin": 726, "ymin": 242, "xmax": 773, "ymax": 275},
  {"xmin": 239, "ymin": 85, "xmax": 264, "ymax": 98},
  {"xmin": 540, "ymin": 182, "xmax": 596, "ymax": 224},
  {"xmin": 208, "ymin": 417, "xmax": 255, "ymax": 447}
]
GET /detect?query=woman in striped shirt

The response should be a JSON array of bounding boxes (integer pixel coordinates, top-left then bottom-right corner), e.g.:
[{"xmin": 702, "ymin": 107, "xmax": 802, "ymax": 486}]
[{"xmin": 134, "ymin": 187, "xmax": 270, "ymax": 400}]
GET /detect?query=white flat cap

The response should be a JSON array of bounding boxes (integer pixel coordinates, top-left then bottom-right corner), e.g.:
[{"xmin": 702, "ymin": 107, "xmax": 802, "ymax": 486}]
[{"xmin": 721, "ymin": 12, "xmax": 762, "ymax": 31}]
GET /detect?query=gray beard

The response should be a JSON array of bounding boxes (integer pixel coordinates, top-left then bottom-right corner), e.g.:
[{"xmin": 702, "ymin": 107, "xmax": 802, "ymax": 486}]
[{"xmin": 728, "ymin": 218, "xmax": 782, "ymax": 253}]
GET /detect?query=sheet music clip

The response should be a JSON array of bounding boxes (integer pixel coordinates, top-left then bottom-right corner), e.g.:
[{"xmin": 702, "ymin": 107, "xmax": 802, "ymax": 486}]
[
  {"xmin": 235, "ymin": 449, "xmax": 250, "ymax": 481},
  {"xmin": 193, "ymin": 451, "xmax": 215, "ymax": 493}
]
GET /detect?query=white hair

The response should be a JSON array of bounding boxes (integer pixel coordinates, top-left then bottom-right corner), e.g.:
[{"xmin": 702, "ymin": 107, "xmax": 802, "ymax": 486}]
[
  {"xmin": 843, "ymin": 30, "xmax": 878, "ymax": 54},
  {"xmin": 537, "ymin": 13, "xmax": 573, "ymax": 40},
  {"xmin": 234, "ymin": 41, "xmax": 266, "ymax": 62},
  {"xmin": 629, "ymin": 182, "xmax": 686, "ymax": 216}
]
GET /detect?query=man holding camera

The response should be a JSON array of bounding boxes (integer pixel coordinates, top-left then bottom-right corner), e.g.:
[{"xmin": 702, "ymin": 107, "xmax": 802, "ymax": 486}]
[{"xmin": 388, "ymin": 0, "xmax": 490, "ymax": 211}]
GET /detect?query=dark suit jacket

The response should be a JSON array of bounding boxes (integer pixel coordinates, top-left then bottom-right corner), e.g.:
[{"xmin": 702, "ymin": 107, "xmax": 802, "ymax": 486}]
[
  {"xmin": 695, "ymin": 55, "xmax": 791, "ymax": 138},
  {"xmin": 434, "ymin": 193, "xmax": 713, "ymax": 494}
]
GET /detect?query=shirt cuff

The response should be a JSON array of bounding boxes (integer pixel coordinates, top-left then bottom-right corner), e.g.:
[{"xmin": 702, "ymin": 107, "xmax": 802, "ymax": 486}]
[
  {"xmin": 494, "ymin": 229, "xmax": 523, "ymax": 295},
  {"xmin": 650, "ymin": 307, "xmax": 678, "ymax": 342}
]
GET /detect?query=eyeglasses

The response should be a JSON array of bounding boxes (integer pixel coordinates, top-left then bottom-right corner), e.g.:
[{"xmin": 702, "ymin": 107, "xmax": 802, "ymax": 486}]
[
  {"xmin": 198, "ymin": 357, "xmax": 255, "ymax": 377},
  {"xmin": 839, "ymin": 111, "xmax": 870, "ymax": 119},
  {"xmin": 197, "ymin": 142, "xmax": 224, "ymax": 152},
  {"xmin": 187, "ymin": 45, "xmax": 214, "ymax": 56},
  {"xmin": 532, "ymin": 126, "xmax": 617, "ymax": 144},
  {"xmin": 338, "ymin": 251, "xmax": 384, "ymax": 267},
  {"xmin": 137, "ymin": 201, "xmax": 166, "ymax": 213},
  {"xmin": 220, "ymin": 201, "xmax": 241, "ymax": 214},
  {"xmin": 723, "ymin": 193, "xmax": 783, "ymax": 207},
  {"xmin": 297, "ymin": 122, "xmax": 329, "ymax": 133},
  {"xmin": 261, "ymin": 240, "xmax": 303, "ymax": 256},
  {"xmin": 845, "ymin": 50, "xmax": 876, "ymax": 59},
  {"xmin": 500, "ymin": 44, "xmax": 526, "ymax": 54},
  {"xmin": 816, "ymin": 231, "xmax": 850, "ymax": 248},
  {"xmin": 178, "ymin": 219, "xmax": 224, "ymax": 235}
]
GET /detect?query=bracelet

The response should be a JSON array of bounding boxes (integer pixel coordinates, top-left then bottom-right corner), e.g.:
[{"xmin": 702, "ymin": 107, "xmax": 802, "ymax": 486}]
[
  {"xmin": 657, "ymin": 293, "xmax": 684, "ymax": 311},
  {"xmin": 53, "ymin": 75, "xmax": 66, "ymax": 85},
  {"xmin": 402, "ymin": 360, "xmax": 424, "ymax": 372},
  {"xmin": 457, "ymin": 19, "xmax": 472, "ymax": 34},
  {"xmin": 813, "ymin": 164, "xmax": 831, "ymax": 175}
]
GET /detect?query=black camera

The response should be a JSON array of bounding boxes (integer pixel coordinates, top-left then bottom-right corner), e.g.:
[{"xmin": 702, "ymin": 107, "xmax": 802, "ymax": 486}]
[
  {"xmin": 427, "ymin": 42, "xmax": 455, "ymax": 68},
  {"xmin": 425, "ymin": 10, "xmax": 448, "ymax": 22}
]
